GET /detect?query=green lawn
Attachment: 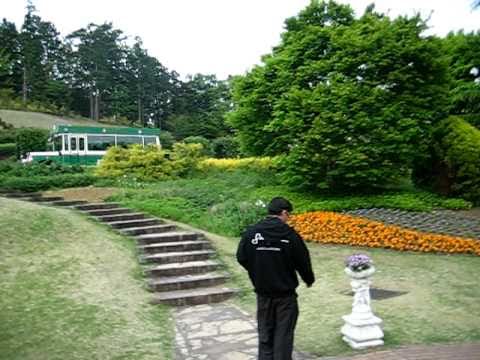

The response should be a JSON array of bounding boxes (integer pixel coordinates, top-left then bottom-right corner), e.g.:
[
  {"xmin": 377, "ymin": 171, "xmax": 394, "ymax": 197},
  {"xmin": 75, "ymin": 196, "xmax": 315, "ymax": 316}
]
[
  {"xmin": 108, "ymin": 169, "xmax": 471, "ymax": 238},
  {"xmin": 106, "ymin": 169, "xmax": 479, "ymax": 357},
  {"xmin": 159, "ymin": 219, "xmax": 480, "ymax": 357},
  {"xmin": 0, "ymin": 109, "xmax": 115, "ymax": 129},
  {"xmin": 0, "ymin": 198, "xmax": 173, "ymax": 360}
]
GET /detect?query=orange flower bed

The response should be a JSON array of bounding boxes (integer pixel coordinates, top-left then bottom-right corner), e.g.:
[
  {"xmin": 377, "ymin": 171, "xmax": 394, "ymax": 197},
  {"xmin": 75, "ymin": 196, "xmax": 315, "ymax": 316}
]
[{"xmin": 289, "ymin": 211, "xmax": 480, "ymax": 256}]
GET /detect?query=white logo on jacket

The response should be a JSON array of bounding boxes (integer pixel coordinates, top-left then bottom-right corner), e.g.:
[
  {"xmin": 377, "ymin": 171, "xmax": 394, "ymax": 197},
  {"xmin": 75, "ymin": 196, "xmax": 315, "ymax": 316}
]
[{"xmin": 251, "ymin": 233, "xmax": 264, "ymax": 245}]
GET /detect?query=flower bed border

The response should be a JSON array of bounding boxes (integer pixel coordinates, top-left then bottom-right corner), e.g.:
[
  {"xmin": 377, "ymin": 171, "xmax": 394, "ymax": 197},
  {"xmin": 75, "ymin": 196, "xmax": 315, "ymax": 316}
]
[{"xmin": 290, "ymin": 211, "xmax": 480, "ymax": 255}]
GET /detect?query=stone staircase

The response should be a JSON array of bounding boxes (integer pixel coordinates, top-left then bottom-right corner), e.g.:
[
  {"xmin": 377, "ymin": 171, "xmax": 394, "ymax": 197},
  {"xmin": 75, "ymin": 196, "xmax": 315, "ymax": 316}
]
[
  {"xmin": 77, "ymin": 202, "xmax": 236, "ymax": 306},
  {"xmin": 1, "ymin": 192, "xmax": 237, "ymax": 306}
]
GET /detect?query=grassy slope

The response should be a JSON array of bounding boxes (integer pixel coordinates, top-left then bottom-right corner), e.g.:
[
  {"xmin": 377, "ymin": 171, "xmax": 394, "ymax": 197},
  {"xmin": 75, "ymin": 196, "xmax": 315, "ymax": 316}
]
[
  {"xmin": 0, "ymin": 198, "xmax": 173, "ymax": 360},
  {"xmin": 0, "ymin": 109, "xmax": 115, "ymax": 129}
]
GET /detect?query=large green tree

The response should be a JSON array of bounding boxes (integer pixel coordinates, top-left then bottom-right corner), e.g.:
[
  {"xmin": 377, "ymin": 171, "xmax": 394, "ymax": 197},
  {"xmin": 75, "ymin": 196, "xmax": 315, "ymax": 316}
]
[
  {"xmin": 123, "ymin": 38, "xmax": 177, "ymax": 127},
  {"xmin": 19, "ymin": 2, "xmax": 67, "ymax": 108},
  {"xmin": 67, "ymin": 23, "xmax": 126, "ymax": 120},
  {"xmin": 443, "ymin": 31, "xmax": 480, "ymax": 124},
  {"xmin": 229, "ymin": 0, "xmax": 449, "ymax": 191}
]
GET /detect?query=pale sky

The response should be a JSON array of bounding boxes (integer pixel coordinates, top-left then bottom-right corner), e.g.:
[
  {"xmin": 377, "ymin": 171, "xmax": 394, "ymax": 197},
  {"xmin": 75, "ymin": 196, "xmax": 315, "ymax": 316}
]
[{"xmin": 1, "ymin": 0, "xmax": 479, "ymax": 80}]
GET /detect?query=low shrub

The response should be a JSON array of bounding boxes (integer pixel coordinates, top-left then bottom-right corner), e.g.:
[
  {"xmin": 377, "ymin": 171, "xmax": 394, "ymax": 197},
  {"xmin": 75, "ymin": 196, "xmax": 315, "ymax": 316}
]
[
  {"xmin": 95, "ymin": 146, "xmax": 175, "ymax": 181},
  {"xmin": 159, "ymin": 131, "xmax": 175, "ymax": 150},
  {"xmin": 290, "ymin": 211, "xmax": 480, "ymax": 255},
  {"xmin": 207, "ymin": 199, "xmax": 268, "ymax": 236},
  {"xmin": 254, "ymin": 188, "xmax": 472, "ymax": 213},
  {"xmin": 1, "ymin": 160, "xmax": 84, "ymax": 177},
  {"xmin": 212, "ymin": 136, "xmax": 240, "ymax": 158},
  {"xmin": 0, "ymin": 173, "xmax": 95, "ymax": 192},
  {"xmin": 171, "ymin": 142, "xmax": 205, "ymax": 177},
  {"xmin": 183, "ymin": 136, "xmax": 213, "ymax": 156},
  {"xmin": 95, "ymin": 143, "xmax": 204, "ymax": 181},
  {"xmin": 109, "ymin": 168, "xmax": 472, "ymax": 240},
  {"xmin": 15, "ymin": 128, "xmax": 49, "ymax": 159}
]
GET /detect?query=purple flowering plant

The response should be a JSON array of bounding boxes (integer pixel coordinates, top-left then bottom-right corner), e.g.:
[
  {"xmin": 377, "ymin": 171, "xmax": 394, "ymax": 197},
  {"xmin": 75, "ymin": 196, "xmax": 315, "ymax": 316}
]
[{"xmin": 345, "ymin": 254, "xmax": 372, "ymax": 272}]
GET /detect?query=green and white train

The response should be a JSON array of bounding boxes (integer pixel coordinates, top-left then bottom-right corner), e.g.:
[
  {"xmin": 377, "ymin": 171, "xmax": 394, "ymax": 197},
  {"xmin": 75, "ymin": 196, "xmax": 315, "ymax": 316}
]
[{"xmin": 23, "ymin": 124, "xmax": 161, "ymax": 165}]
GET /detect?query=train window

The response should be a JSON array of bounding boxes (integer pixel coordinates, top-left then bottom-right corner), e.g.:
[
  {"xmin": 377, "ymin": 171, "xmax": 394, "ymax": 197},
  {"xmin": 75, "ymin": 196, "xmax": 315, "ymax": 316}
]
[
  {"xmin": 87, "ymin": 135, "xmax": 115, "ymax": 151},
  {"xmin": 117, "ymin": 136, "xmax": 142, "ymax": 148},
  {"xmin": 70, "ymin": 137, "xmax": 77, "ymax": 151},
  {"xmin": 144, "ymin": 136, "xmax": 157, "ymax": 146}
]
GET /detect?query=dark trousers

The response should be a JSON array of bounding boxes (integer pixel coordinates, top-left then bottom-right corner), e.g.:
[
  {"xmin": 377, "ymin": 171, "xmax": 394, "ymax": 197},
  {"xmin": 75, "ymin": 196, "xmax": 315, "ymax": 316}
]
[{"xmin": 256, "ymin": 294, "xmax": 299, "ymax": 360}]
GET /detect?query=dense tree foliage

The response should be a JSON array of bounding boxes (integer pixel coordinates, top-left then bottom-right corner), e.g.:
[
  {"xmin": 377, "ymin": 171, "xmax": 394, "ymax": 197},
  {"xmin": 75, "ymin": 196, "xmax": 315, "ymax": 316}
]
[
  {"xmin": 0, "ymin": 19, "xmax": 22, "ymax": 98},
  {"xmin": 414, "ymin": 117, "xmax": 480, "ymax": 204},
  {"xmin": 443, "ymin": 31, "xmax": 480, "ymax": 124},
  {"xmin": 229, "ymin": 1, "xmax": 450, "ymax": 190},
  {"xmin": 166, "ymin": 74, "xmax": 233, "ymax": 139}
]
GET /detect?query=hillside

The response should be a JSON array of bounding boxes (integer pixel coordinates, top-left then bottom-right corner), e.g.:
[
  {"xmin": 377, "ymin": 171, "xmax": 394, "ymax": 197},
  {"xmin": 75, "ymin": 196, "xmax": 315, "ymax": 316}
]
[
  {"xmin": 0, "ymin": 109, "xmax": 116, "ymax": 129},
  {"xmin": 0, "ymin": 197, "xmax": 173, "ymax": 359}
]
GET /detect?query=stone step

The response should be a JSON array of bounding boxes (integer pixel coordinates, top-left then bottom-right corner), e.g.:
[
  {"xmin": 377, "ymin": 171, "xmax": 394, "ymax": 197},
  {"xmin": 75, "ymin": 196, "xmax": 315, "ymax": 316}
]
[
  {"xmin": 148, "ymin": 272, "xmax": 229, "ymax": 292},
  {"xmin": 83, "ymin": 207, "xmax": 133, "ymax": 216},
  {"xmin": 75, "ymin": 202, "xmax": 121, "ymax": 211},
  {"xmin": 146, "ymin": 260, "xmax": 221, "ymax": 277},
  {"xmin": 45, "ymin": 200, "xmax": 88, "ymax": 207},
  {"xmin": 3, "ymin": 192, "xmax": 42, "ymax": 198},
  {"xmin": 150, "ymin": 286, "xmax": 237, "ymax": 306},
  {"xmin": 96, "ymin": 212, "xmax": 146, "ymax": 223},
  {"xmin": 122, "ymin": 224, "xmax": 177, "ymax": 236},
  {"xmin": 108, "ymin": 218, "xmax": 162, "ymax": 229},
  {"xmin": 28, "ymin": 196, "xmax": 64, "ymax": 202},
  {"xmin": 139, "ymin": 240, "xmax": 211, "ymax": 254},
  {"xmin": 141, "ymin": 250, "xmax": 215, "ymax": 265},
  {"xmin": 136, "ymin": 231, "xmax": 200, "ymax": 245}
]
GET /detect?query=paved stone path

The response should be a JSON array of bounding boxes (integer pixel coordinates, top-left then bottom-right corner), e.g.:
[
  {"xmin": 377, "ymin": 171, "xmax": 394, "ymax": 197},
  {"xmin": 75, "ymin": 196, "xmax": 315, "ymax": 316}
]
[
  {"xmin": 174, "ymin": 303, "xmax": 480, "ymax": 360},
  {"xmin": 343, "ymin": 208, "xmax": 480, "ymax": 239},
  {"xmin": 174, "ymin": 303, "xmax": 313, "ymax": 360}
]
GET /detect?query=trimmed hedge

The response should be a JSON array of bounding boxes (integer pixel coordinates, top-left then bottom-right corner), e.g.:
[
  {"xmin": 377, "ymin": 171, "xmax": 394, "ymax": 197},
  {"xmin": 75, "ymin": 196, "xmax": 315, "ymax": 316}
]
[
  {"xmin": 0, "ymin": 143, "xmax": 16, "ymax": 158},
  {"xmin": 0, "ymin": 174, "xmax": 95, "ymax": 192},
  {"xmin": 0, "ymin": 160, "xmax": 93, "ymax": 192},
  {"xmin": 0, "ymin": 129, "xmax": 17, "ymax": 144},
  {"xmin": 0, "ymin": 160, "xmax": 84, "ymax": 177},
  {"xmin": 197, "ymin": 157, "xmax": 277, "ymax": 172}
]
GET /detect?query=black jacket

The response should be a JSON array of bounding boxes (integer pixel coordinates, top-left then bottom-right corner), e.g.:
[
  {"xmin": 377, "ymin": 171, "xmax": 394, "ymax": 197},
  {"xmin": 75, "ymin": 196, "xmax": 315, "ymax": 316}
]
[{"xmin": 236, "ymin": 216, "xmax": 315, "ymax": 297}]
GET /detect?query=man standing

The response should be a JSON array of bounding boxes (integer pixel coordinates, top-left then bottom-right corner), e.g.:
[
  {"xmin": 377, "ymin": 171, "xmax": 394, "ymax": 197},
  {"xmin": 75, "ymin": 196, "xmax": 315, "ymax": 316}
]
[{"xmin": 236, "ymin": 197, "xmax": 315, "ymax": 360}]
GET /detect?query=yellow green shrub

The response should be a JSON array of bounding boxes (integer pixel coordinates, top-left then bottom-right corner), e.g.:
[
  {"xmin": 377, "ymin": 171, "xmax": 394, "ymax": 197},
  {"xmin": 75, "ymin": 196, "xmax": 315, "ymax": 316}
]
[{"xmin": 95, "ymin": 143, "xmax": 204, "ymax": 181}]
